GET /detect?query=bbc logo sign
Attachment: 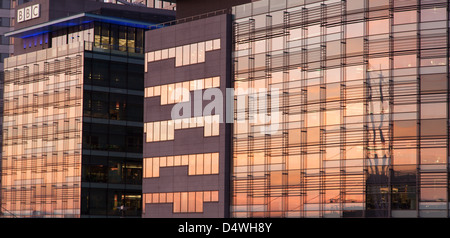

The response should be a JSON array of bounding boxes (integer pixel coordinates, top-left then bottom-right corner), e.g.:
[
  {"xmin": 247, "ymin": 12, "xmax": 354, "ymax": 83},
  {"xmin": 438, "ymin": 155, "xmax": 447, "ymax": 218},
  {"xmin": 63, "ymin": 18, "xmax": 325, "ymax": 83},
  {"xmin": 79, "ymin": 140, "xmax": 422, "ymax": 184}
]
[{"xmin": 17, "ymin": 4, "xmax": 40, "ymax": 23}]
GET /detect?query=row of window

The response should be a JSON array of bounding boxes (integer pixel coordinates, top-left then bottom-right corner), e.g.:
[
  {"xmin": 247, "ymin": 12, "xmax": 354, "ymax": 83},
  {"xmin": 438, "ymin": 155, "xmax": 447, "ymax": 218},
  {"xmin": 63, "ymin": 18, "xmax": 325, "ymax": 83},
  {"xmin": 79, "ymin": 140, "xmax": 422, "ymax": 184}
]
[
  {"xmin": 233, "ymin": 148, "xmax": 447, "ymax": 172},
  {"xmin": 94, "ymin": 22, "xmax": 145, "ymax": 53},
  {"xmin": 2, "ymin": 52, "xmax": 84, "ymax": 217},
  {"xmin": 52, "ymin": 29, "xmax": 93, "ymax": 48},
  {"xmin": 143, "ymin": 153, "xmax": 219, "ymax": 178},
  {"xmin": 143, "ymin": 191, "xmax": 219, "ymax": 213},
  {"xmin": 100, "ymin": 0, "xmax": 175, "ymax": 10},
  {"xmin": 145, "ymin": 76, "xmax": 220, "ymax": 104},
  {"xmin": 145, "ymin": 38, "xmax": 221, "ymax": 69},
  {"xmin": 144, "ymin": 115, "xmax": 220, "ymax": 142}
]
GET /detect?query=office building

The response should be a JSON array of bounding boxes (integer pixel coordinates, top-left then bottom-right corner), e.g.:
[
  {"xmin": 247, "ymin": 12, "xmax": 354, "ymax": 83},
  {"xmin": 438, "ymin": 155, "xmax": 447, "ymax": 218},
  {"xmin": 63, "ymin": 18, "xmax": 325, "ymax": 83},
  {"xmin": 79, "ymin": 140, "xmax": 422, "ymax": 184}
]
[
  {"xmin": 231, "ymin": 0, "xmax": 449, "ymax": 218},
  {"xmin": 1, "ymin": 0, "xmax": 174, "ymax": 217},
  {"xmin": 142, "ymin": 11, "xmax": 233, "ymax": 218},
  {"xmin": 143, "ymin": 0, "xmax": 450, "ymax": 218}
]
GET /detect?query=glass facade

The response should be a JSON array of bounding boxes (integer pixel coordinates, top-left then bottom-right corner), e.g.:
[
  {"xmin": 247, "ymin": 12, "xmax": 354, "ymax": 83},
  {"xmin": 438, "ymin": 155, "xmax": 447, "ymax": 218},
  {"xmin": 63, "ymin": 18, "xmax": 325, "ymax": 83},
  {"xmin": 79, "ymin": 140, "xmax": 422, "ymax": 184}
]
[
  {"xmin": 2, "ymin": 44, "xmax": 85, "ymax": 218},
  {"xmin": 2, "ymin": 20, "xmax": 145, "ymax": 217},
  {"xmin": 81, "ymin": 48, "xmax": 144, "ymax": 217},
  {"xmin": 232, "ymin": 0, "xmax": 449, "ymax": 218}
]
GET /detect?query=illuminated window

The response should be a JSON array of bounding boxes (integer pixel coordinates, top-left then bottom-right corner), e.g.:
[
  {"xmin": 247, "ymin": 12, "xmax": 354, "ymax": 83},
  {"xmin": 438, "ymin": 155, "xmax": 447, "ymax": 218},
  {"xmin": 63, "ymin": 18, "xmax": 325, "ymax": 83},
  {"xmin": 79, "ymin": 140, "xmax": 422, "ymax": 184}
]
[
  {"xmin": 144, "ymin": 153, "xmax": 220, "ymax": 178},
  {"xmin": 143, "ymin": 191, "xmax": 219, "ymax": 214}
]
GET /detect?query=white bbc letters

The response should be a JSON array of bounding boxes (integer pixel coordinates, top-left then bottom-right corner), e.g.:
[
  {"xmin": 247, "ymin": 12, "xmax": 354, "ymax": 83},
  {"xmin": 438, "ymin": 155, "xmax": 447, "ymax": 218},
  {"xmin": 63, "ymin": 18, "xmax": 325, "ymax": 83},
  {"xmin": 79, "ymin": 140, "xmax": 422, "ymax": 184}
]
[{"xmin": 17, "ymin": 4, "xmax": 40, "ymax": 23}]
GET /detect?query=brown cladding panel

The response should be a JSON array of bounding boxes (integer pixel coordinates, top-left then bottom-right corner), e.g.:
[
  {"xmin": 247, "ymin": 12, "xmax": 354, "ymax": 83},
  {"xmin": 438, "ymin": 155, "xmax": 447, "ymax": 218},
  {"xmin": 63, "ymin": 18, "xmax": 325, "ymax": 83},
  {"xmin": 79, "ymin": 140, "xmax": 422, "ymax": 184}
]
[{"xmin": 143, "ymin": 14, "xmax": 231, "ymax": 218}]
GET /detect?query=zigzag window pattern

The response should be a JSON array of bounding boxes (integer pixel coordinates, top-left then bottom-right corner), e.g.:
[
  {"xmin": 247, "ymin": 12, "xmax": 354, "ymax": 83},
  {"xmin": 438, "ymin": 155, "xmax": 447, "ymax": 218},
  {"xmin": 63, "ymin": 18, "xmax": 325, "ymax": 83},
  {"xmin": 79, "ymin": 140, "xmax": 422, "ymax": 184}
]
[
  {"xmin": 143, "ymin": 153, "xmax": 219, "ymax": 178},
  {"xmin": 144, "ymin": 76, "xmax": 220, "ymax": 105},
  {"xmin": 144, "ymin": 115, "xmax": 220, "ymax": 142},
  {"xmin": 145, "ymin": 38, "xmax": 221, "ymax": 71},
  {"xmin": 143, "ymin": 191, "xmax": 219, "ymax": 213}
]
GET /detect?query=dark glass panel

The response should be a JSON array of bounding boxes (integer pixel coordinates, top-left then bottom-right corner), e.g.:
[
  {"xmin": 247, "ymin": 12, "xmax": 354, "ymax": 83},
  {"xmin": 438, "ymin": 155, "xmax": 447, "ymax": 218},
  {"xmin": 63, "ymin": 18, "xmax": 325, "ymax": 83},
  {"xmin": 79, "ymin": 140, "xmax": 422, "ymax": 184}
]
[
  {"xmin": 109, "ymin": 93, "xmax": 127, "ymax": 121},
  {"xmin": 126, "ymin": 95, "xmax": 143, "ymax": 122},
  {"xmin": 124, "ymin": 160, "xmax": 142, "ymax": 185},
  {"xmin": 88, "ymin": 188, "xmax": 108, "ymax": 216},
  {"xmin": 391, "ymin": 165, "xmax": 417, "ymax": 210},
  {"xmin": 91, "ymin": 60, "xmax": 110, "ymax": 87},
  {"xmin": 127, "ymin": 64, "xmax": 144, "ymax": 90},
  {"xmin": 109, "ymin": 158, "xmax": 124, "ymax": 184},
  {"xmin": 110, "ymin": 24, "xmax": 119, "ymax": 50},
  {"xmin": 110, "ymin": 62, "xmax": 127, "ymax": 88}
]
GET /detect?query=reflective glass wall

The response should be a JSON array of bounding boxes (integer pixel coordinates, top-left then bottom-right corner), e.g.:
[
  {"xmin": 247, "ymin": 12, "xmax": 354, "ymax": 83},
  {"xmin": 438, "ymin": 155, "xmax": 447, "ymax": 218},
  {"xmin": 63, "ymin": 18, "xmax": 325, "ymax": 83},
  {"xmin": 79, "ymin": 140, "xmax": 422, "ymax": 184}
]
[
  {"xmin": 232, "ymin": 0, "xmax": 449, "ymax": 218},
  {"xmin": 2, "ymin": 44, "xmax": 85, "ymax": 218},
  {"xmin": 81, "ymin": 47, "xmax": 144, "ymax": 217},
  {"xmin": 1, "ymin": 21, "xmax": 145, "ymax": 218}
]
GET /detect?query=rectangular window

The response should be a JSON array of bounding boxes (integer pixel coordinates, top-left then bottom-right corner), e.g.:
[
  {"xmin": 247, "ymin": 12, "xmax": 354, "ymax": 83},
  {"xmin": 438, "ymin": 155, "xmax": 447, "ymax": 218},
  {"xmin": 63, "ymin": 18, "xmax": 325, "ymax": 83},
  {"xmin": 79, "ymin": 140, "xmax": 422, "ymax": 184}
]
[
  {"xmin": 145, "ymin": 123, "xmax": 153, "ymax": 142},
  {"xmin": 160, "ymin": 120, "xmax": 167, "ymax": 141},
  {"xmin": 183, "ymin": 45, "xmax": 190, "ymax": 66},
  {"xmin": 169, "ymin": 47, "xmax": 175, "ymax": 58},
  {"xmin": 212, "ymin": 153, "xmax": 219, "ymax": 174},
  {"xmin": 347, "ymin": 0, "xmax": 364, "ymax": 12},
  {"xmin": 153, "ymin": 121, "xmax": 160, "ymax": 141},
  {"xmin": 421, "ymin": 8, "xmax": 447, "ymax": 22},
  {"xmin": 152, "ymin": 157, "xmax": 159, "ymax": 177},
  {"xmin": 154, "ymin": 50, "xmax": 161, "ymax": 61},
  {"xmin": 204, "ymin": 153, "xmax": 211, "ymax": 174},
  {"xmin": 421, "ymin": 148, "xmax": 446, "ymax": 164},
  {"xmin": 369, "ymin": 19, "xmax": 390, "ymax": 35},
  {"xmin": 176, "ymin": 46, "xmax": 183, "ymax": 67},
  {"xmin": 346, "ymin": 22, "xmax": 364, "ymax": 38},
  {"xmin": 173, "ymin": 193, "xmax": 181, "ymax": 213},
  {"xmin": 212, "ymin": 116, "xmax": 220, "ymax": 136},
  {"xmin": 198, "ymin": 42, "xmax": 205, "ymax": 62},
  {"xmin": 188, "ymin": 155, "xmax": 196, "ymax": 175},
  {"xmin": 167, "ymin": 84, "xmax": 174, "ymax": 104},
  {"xmin": 196, "ymin": 154, "xmax": 204, "ymax": 175},
  {"xmin": 393, "ymin": 120, "xmax": 417, "ymax": 138},
  {"xmin": 206, "ymin": 40, "xmax": 213, "ymax": 51},
  {"xmin": 421, "ymin": 74, "xmax": 447, "ymax": 92},
  {"xmin": 0, "ymin": 0, "xmax": 11, "ymax": 9},
  {"xmin": 346, "ymin": 37, "xmax": 364, "ymax": 55},
  {"xmin": 213, "ymin": 39, "xmax": 221, "ymax": 50},
  {"xmin": 190, "ymin": 43, "xmax": 198, "ymax": 64},
  {"xmin": 160, "ymin": 84, "xmax": 167, "ymax": 105},
  {"xmin": 394, "ymin": 10, "xmax": 417, "ymax": 25},
  {"xmin": 0, "ymin": 17, "xmax": 10, "ymax": 27},
  {"xmin": 393, "ymin": 149, "xmax": 416, "ymax": 165},
  {"xmin": 161, "ymin": 49, "xmax": 168, "ymax": 60},
  {"xmin": 180, "ymin": 192, "xmax": 188, "ymax": 212},
  {"xmin": 394, "ymin": 55, "xmax": 416, "ymax": 68},
  {"xmin": 167, "ymin": 120, "xmax": 174, "ymax": 140},
  {"xmin": 421, "ymin": 103, "xmax": 446, "ymax": 119},
  {"xmin": 421, "ymin": 119, "xmax": 446, "ymax": 137},
  {"xmin": 196, "ymin": 192, "xmax": 204, "ymax": 213},
  {"xmin": 204, "ymin": 116, "xmax": 212, "ymax": 137}
]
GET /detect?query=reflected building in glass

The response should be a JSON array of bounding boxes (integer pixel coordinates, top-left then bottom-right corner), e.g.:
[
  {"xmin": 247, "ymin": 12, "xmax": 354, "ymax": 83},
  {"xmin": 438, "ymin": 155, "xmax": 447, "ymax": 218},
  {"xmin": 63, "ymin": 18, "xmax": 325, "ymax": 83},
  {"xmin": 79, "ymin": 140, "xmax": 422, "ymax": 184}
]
[
  {"xmin": 231, "ymin": 0, "xmax": 450, "ymax": 218},
  {"xmin": 0, "ymin": 0, "xmax": 174, "ymax": 217}
]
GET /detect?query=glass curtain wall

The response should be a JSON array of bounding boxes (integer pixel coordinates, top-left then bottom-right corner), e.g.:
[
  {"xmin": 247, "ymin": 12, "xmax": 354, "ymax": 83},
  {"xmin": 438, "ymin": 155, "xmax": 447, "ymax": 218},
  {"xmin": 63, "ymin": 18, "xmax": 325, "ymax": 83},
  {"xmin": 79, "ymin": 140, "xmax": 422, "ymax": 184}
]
[
  {"xmin": 93, "ymin": 22, "xmax": 144, "ymax": 53},
  {"xmin": 2, "ymin": 45, "xmax": 84, "ymax": 218},
  {"xmin": 81, "ymin": 27, "xmax": 144, "ymax": 217},
  {"xmin": 232, "ymin": 0, "xmax": 449, "ymax": 218}
]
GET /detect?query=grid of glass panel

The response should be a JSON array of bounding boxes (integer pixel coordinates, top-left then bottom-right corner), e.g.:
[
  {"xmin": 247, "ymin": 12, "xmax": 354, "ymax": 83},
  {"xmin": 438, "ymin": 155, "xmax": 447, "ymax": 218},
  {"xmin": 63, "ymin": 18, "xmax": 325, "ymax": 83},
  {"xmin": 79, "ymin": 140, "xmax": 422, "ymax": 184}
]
[
  {"xmin": 232, "ymin": 0, "xmax": 449, "ymax": 218},
  {"xmin": 2, "ymin": 44, "xmax": 84, "ymax": 218}
]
